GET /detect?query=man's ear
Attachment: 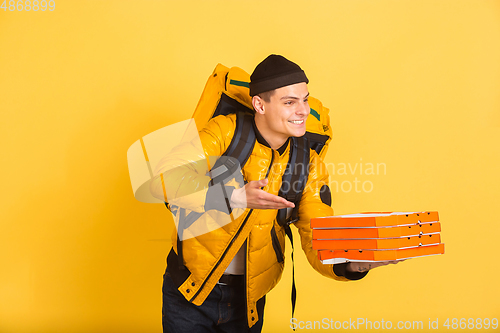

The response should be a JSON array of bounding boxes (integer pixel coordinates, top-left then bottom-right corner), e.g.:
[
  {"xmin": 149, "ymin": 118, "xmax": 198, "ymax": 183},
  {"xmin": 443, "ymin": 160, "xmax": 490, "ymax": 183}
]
[{"xmin": 252, "ymin": 95, "xmax": 265, "ymax": 115}]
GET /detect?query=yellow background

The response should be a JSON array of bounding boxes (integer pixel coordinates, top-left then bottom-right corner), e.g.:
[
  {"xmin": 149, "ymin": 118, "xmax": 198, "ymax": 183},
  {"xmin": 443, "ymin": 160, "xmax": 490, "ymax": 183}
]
[{"xmin": 1, "ymin": 1, "xmax": 499, "ymax": 332}]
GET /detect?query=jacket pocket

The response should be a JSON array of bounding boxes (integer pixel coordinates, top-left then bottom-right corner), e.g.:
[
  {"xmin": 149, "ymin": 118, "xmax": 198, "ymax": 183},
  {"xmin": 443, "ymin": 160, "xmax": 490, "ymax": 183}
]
[{"xmin": 271, "ymin": 225, "xmax": 284, "ymax": 263}]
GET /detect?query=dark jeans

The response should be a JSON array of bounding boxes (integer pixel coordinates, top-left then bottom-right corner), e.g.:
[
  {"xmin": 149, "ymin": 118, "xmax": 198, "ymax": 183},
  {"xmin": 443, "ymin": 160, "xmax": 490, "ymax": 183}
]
[{"xmin": 162, "ymin": 269, "xmax": 265, "ymax": 333}]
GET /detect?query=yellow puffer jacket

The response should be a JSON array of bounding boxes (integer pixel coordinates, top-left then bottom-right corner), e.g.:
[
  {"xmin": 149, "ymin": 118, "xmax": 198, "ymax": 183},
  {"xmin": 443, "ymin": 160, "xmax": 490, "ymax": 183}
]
[{"xmin": 151, "ymin": 113, "xmax": 349, "ymax": 328}]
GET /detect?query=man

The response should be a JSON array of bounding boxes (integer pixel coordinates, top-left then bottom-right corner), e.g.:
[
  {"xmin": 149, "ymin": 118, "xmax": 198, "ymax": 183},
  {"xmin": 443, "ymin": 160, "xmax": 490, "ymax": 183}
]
[{"xmin": 151, "ymin": 55, "xmax": 396, "ymax": 333}]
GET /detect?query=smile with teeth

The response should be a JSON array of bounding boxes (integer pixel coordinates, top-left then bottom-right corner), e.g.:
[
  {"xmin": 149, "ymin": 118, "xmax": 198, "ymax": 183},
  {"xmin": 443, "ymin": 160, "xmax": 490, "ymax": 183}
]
[{"xmin": 289, "ymin": 120, "xmax": 304, "ymax": 125}]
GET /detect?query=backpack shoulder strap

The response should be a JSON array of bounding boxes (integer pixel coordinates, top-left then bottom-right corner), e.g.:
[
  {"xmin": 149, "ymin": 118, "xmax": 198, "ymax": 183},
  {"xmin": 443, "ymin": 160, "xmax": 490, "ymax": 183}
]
[
  {"xmin": 277, "ymin": 137, "xmax": 310, "ymax": 327},
  {"xmin": 209, "ymin": 111, "xmax": 256, "ymax": 185},
  {"xmin": 277, "ymin": 136, "xmax": 310, "ymax": 226}
]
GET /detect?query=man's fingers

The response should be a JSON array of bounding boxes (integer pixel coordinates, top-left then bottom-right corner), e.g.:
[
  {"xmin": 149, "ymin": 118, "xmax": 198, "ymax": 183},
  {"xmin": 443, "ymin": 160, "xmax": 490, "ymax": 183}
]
[
  {"xmin": 347, "ymin": 259, "xmax": 405, "ymax": 273},
  {"xmin": 260, "ymin": 191, "xmax": 294, "ymax": 208},
  {"xmin": 243, "ymin": 179, "xmax": 295, "ymax": 209},
  {"xmin": 250, "ymin": 191, "xmax": 294, "ymax": 209}
]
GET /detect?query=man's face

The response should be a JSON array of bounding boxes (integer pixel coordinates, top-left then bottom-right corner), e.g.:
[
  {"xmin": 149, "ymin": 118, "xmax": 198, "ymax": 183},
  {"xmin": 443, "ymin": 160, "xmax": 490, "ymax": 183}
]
[{"xmin": 260, "ymin": 82, "xmax": 310, "ymax": 141}]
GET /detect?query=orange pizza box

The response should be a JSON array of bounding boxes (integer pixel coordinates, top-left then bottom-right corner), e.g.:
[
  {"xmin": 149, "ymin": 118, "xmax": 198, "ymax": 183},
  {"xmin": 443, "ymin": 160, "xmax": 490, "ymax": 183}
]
[
  {"xmin": 318, "ymin": 243, "xmax": 445, "ymax": 263},
  {"xmin": 312, "ymin": 222, "xmax": 441, "ymax": 239},
  {"xmin": 312, "ymin": 233, "xmax": 440, "ymax": 250},
  {"xmin": 311, "ymin": 211, "xmax": 439, "ymax": 228}
]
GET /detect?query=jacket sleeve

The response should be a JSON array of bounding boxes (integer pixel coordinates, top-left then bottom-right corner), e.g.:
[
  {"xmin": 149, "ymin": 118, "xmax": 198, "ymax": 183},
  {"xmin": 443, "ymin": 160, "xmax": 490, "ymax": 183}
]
[
  {"xmin": 149, "ymin": 115, "xmax": 236, "ymax": 213},
  {"xmin": 294, "ymin": 152, "xmax": 368, "ymax": 281}
]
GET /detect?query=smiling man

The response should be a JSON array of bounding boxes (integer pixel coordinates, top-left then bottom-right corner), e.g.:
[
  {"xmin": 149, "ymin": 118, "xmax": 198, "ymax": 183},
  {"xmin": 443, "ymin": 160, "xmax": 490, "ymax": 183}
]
[{"xmin": 156, "ymin": 55, "xmax": 390, "ymax": 333}]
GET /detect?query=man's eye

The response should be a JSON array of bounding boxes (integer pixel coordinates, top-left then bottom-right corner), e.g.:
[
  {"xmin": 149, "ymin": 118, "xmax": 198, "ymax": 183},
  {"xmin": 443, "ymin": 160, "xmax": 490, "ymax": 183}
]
[
  {"xmin": 285, "ymin": 101, "xmax": 293, "ymax": 105},
  {"xmin": 304, "ymin": 98, "xmax": 309, "ymax": 103}
]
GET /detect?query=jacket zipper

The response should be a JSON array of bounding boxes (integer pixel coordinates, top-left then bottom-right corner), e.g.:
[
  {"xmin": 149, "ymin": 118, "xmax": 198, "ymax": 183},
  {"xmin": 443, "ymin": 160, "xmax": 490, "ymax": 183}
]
[
  {"xmin": 190, "ymin": 151, "xmax": 275, "ymax": 303},
  {"xmin": 190, "ymin": 208, "xmax": 253, "ymax": 302}
]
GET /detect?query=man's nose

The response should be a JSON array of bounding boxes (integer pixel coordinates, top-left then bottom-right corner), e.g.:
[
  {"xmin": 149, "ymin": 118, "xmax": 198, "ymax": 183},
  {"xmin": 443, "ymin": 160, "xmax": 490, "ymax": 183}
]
[{"xmin": 297, "ymin": 102, "xmax": 310, "ymax": 117}]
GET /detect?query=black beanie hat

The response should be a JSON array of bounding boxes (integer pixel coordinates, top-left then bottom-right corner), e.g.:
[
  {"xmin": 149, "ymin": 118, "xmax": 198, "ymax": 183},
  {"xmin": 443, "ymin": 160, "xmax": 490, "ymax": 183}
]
[{"xmin": 249, "ymin": 54, "xmax": 309, "ymax": 97}]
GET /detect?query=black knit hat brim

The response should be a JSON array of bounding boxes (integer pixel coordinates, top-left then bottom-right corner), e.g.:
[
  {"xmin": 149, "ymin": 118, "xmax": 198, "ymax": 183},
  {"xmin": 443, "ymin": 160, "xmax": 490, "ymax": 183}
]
[
  {"xmin": 250, "ymin": 71, "xmax": 309, "ymax": 97},
  {"xmin": 249, "ymin": 71, "xmax": 308, "ymax": 97}
]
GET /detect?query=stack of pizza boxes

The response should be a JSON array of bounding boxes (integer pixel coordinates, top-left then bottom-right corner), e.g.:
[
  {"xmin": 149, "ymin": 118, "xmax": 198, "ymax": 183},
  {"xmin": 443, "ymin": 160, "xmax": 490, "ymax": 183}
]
[{"xmin": 311, "ymin": 212, "xmax": 444, "ymax": 264}]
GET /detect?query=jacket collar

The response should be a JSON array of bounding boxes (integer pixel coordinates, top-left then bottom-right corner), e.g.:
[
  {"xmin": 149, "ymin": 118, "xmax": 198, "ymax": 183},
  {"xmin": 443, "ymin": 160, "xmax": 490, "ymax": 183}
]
[{"xmin": 252, "ymin": 118, "xmax": 289, "ymax": 156}]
